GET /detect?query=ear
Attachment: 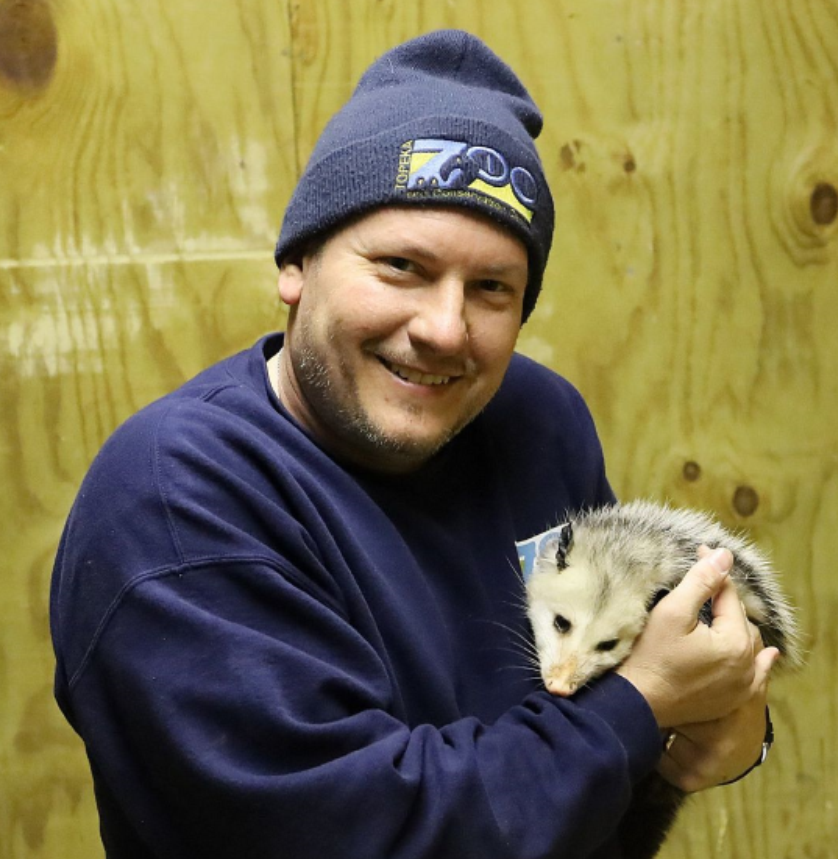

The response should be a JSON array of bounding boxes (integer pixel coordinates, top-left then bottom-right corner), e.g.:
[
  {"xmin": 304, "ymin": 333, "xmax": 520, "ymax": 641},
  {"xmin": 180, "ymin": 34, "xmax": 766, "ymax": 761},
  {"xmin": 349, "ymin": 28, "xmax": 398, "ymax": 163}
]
[
  {"xmin": 540, "ymin": 523, "xmax": 574, "ymax": 572},
  {"xmin": 555, "ymin": 522, "xmax": 574, "ymax": 570},
  {"xmin": 277, "ymin": 262, "xmax": 304, "ymax": 307}
]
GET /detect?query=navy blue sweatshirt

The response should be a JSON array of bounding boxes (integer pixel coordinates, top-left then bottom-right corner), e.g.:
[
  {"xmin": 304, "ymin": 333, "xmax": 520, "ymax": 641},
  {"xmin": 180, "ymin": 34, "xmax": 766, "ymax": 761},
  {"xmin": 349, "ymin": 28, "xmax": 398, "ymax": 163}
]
[{"xmin": 51, "ymin": 334, "xmax": 663, "ymax": 859}]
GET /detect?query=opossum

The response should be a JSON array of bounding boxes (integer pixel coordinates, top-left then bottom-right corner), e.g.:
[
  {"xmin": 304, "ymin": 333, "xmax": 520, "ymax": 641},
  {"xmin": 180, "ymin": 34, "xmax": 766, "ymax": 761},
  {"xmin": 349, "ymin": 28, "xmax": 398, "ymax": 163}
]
[
  {"xmin": 524, "ymin": 500, "xmax": 803, "ymax": 859},
  {"xmin": 526, "ymin": 500, "xmax": 802, "ymax": 697}
]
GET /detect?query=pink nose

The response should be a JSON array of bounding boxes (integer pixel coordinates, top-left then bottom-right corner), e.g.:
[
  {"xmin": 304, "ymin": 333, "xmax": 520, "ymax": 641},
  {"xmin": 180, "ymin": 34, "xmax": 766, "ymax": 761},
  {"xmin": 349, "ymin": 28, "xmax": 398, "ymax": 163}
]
[
  {"xmin": 545, "ymin": 678, "xmax": 577, "ymax": 696},
  {"xmin": 544, "ymin": 658, "xmax": 579, "ymax": 696}
]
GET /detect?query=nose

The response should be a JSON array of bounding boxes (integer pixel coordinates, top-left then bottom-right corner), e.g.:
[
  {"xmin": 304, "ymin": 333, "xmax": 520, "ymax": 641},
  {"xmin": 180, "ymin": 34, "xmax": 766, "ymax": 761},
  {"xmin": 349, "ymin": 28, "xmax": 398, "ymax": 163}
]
[
  {"xmin": 544, "ymin": 657, "xmax": 579, "ymax": 697},
  {"xmin": 545, "ymin": 678, "xmax": 577, "ymax": 697},
  {"xmin": 407, "ymin": 278, "xmax": 469, "ymax": 355}
]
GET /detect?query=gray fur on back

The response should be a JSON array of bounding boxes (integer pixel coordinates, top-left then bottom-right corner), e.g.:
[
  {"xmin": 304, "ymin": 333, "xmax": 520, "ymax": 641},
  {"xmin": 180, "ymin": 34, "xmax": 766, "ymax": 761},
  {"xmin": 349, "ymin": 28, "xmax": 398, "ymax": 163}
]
[{"xmin": 569, "ymin": 500, "xmax": 803, "ymax": 668}]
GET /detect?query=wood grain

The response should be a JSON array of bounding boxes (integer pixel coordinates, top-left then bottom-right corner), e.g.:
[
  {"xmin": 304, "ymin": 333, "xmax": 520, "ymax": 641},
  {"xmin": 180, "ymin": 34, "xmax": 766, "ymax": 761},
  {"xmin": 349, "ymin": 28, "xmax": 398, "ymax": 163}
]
[
  {"xmin": 1, "ymin": 1, "xmax": 294, "ymax": 856},
  {"xmin": 2, "ymin": 0, "xmax": 836, "ymax": 856},
  {"xmin": 517, "ymin": 0, "xmax": 838, "ymax": 854}
]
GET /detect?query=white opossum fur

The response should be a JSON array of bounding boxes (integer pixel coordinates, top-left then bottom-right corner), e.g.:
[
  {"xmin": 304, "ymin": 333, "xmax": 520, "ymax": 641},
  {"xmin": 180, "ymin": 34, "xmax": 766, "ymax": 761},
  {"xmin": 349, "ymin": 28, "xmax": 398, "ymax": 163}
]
[{"xmin": 526, "ymin": 500, "xmax": 803, "ymax": 697}]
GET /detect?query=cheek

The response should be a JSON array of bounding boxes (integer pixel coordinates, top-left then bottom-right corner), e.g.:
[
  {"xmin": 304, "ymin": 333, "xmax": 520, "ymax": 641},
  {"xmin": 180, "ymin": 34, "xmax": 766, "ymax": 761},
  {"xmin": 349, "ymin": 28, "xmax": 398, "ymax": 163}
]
[
  {"xmin": 305, "ymin": 298, "xmax": 391, "ymax": 358},
  {"xmin": 470, "ymin": 318, "xmax": 519, "ymax": 365},
  {"xmin": 300, "ymin": 262, "xmax": 394, "ymax": 326},
  {"xmin": 342, "ymin": 288, "xmax": 416, "ymax": 343},
  {"xmin": 594, "ymin": 642, "xmax": 633, "ymax": 673},
  {"xmin": 572, "ymin": 648, "xmax": 622, "ymax": 686}
]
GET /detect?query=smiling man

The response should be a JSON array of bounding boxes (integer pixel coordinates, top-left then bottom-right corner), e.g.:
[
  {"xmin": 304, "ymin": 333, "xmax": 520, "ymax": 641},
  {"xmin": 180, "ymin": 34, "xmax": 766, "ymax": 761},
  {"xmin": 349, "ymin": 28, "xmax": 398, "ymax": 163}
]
[
  {"xmin": 51, "ymin": 30, "xmax": 775, "ymax": 859},
  {"xmin": 273, "ymin": 207, "xmax": 529, "ymax": 473}
]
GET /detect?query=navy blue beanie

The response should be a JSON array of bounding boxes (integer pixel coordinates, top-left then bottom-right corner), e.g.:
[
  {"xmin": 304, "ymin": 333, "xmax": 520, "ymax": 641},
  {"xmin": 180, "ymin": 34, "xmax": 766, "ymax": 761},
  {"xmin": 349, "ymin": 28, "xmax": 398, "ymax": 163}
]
[{"xmin": 274, "ymin": 29, "xmax": 555, "ymax": 323}]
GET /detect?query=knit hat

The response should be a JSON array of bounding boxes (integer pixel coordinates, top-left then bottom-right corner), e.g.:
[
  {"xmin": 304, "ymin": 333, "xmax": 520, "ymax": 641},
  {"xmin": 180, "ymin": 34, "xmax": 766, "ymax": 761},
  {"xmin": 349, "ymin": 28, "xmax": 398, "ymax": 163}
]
[{"xmin": 274, "ymin": 29, "xmax": 554, "ymax": 322}]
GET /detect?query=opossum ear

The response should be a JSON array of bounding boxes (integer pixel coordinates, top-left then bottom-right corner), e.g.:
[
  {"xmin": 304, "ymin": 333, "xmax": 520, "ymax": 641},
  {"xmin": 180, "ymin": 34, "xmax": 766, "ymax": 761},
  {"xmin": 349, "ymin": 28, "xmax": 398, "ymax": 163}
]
[{"xmin": 555, "ymin": 522, "xmax": 574, "ymax": 571}]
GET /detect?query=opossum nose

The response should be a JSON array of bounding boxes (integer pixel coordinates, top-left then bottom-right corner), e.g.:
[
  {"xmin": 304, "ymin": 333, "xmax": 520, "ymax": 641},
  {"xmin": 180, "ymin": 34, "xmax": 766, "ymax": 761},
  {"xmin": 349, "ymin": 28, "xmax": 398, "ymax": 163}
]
[
  {"xmin": 544, "ymin": 658, "xmax": 579, "ymax": 696},
  {"xmin": 546, "ymin": 677, "xmax": 577, "ymax": 696}
]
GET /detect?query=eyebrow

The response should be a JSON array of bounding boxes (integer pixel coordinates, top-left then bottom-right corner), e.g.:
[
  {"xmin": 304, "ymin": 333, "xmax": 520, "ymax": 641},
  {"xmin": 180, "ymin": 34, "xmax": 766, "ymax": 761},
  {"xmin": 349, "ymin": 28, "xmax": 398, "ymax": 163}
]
[
  {"xmin": 383, "ymin": 243, "xmax": 440, "ymax": 263},
  {"xmin": 478, "ymin": 260, "xmax": 528, "ymax": 278}
]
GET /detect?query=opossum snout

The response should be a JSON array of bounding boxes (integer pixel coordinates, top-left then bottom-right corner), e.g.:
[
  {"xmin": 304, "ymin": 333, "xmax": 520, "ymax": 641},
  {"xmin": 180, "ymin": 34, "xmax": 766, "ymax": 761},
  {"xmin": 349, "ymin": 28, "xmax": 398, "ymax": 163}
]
[
  {"xmin": 546, "ymin": 678, "xmax": 577, "ymax": 696},
  {"xmin": 544, "ymin": 656, "xmax": 580, "ymax": 696}
]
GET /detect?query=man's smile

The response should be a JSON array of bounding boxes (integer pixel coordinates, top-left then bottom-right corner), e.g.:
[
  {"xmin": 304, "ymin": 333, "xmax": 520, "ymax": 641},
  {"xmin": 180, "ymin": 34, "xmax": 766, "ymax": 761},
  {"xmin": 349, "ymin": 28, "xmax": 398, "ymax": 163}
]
[{"xmin": 378, "ymin": 356, "xmax": 457, "ymax": 387}]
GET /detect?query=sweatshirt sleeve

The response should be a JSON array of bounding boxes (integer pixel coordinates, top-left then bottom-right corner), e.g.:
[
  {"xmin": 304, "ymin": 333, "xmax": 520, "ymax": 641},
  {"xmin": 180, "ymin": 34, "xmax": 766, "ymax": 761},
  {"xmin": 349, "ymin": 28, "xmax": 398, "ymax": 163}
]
[{"xmin": 60, "ymin": 554, "xmax": 662, "ymax": 859}]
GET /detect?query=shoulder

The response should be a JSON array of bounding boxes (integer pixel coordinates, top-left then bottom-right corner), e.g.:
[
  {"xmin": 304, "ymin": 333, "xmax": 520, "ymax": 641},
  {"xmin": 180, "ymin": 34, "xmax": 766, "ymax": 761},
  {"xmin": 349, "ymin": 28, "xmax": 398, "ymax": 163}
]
[
  {"xmin": 52, "ymin": 339, "xmax": 348, "ymax": 681},
  {"xmin": 486, "ymin": 352, "xmax": 602, "ymax": 451},
  {"xmin": 60, "ymin": 338, "xmax": 298, "ymax": 578},
  {"xmin": 477, "ymin": 353, "xmax": 615, "ymax": 532},
  {"xmin": 78, "ymin": 345, "xmax": 264, "ymax": 504},
  {"xmin": 96, "ymin": 335, "xmax": 290, "ymax": 479}
]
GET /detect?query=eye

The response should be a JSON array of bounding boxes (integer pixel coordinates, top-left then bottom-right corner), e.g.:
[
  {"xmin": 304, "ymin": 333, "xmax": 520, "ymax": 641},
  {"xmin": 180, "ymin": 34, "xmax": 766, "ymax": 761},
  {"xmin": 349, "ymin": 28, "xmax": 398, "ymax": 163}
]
[
  {"xmin": 553, "ymin": 615, "xmax": 572, "ymax": 634},
  {"xmin": 471, "ymin": 278, "xmax": 522, "ymax": 308},
  {"xmin": 381, "ymin": 256, "xmax": 416, "ymax": 273},
  {"xmin": 477, "ymin": 279, "xmax": 506, "ymax": 293},
  {"xmin": 596, "ymin": 639, "xmax": 619, "ymax": 652}
]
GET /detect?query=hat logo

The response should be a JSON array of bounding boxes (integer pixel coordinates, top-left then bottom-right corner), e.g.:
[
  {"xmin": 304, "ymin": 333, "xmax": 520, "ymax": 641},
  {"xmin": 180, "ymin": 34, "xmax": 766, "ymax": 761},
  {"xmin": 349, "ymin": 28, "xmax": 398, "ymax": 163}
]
[{"xmin": 394, "ymin": 138, "xmax": 537, "ymax": 223}]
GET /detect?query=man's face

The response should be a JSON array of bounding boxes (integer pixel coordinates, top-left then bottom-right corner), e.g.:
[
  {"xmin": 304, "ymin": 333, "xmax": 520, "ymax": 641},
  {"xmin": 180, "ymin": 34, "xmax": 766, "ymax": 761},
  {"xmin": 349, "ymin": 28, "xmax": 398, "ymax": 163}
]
[{"xmin": 277, "ymin": 206, "xmax": 529, "ymax": 473}]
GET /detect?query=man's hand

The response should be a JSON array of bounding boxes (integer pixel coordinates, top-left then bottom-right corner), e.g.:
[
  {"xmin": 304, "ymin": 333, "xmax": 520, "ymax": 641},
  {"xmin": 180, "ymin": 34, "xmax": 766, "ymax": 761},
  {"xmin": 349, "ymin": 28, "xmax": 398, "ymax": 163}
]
[
  {"xmin": 655, "ymin": 642, "xmax": 776, "ymax": 792},
  {"xmin": 616, "ymin": 546, "xmax": 772, "ymax": 730}
]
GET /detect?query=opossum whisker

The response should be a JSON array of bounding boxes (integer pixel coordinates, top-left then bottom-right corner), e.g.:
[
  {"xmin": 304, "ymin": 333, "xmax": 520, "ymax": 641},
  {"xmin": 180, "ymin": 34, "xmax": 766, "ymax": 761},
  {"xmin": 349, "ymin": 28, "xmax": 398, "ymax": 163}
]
[
  {"xmin": 480, "ymin": 617, "xmax": 535, "ymax": 646},
  {"xmin": 505, "ymin": 557, "xmax": 527, "ymax": 584},
  {"xmin": 500, "ymin": 594, "xmax": 531, "ymax": 616},
  {"xmin": 473, "ymin": 618, "xmax": 540, "ymax": 666},
  {"xmin": 493, "ymin": 661, "xmax": 542, "ymax": 681},
  {"xmin": 494, "ymin": 636, "xmax": 541, "ymax": 666}
]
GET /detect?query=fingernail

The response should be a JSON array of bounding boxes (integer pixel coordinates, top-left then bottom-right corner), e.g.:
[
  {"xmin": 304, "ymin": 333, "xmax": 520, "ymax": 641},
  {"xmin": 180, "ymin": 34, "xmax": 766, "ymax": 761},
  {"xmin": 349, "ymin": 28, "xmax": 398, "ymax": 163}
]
[{"xmin": 708, "ymin": 548, "xmax": 731, "ymax": 573}]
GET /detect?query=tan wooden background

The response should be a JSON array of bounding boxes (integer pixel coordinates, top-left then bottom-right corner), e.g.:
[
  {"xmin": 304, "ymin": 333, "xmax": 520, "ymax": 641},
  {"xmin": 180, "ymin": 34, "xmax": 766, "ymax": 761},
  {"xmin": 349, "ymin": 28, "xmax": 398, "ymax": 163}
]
[{"xmin": 1, "ymin": 0, "xmax": 836, "ymax": 856}]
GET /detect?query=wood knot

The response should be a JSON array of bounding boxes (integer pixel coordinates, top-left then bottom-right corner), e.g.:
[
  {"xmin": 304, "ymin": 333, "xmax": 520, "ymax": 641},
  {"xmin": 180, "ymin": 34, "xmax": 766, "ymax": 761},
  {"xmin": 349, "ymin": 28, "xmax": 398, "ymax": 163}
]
[
  {"xmin": 781, "ymin": 148, "xmax": 838, "ymax": 262},
  {"xmin": 560, "ymin": 140, "xmax": 585, "ymax": 172},
  {"xmin": 732, "ymin": 485, "xmax": 760, "ymax": 518},
  {"xmin": 682, "ymin": 461, "xmax": 702, "ymax": 482},
  {"xmin": 0, "ymin": 0, "xmax": 58, "ymax": 91},
  {"xmin": 811, "ymin": 182, "xmax": 838, "ymax": 226}
]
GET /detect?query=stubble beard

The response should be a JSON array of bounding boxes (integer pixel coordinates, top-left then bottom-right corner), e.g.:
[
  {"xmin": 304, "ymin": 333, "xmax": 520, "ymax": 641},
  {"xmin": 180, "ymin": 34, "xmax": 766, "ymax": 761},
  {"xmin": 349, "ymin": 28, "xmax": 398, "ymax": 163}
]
[{"xmin": 290, "ymin": 323, "xmax": 465, "ymax": 472}]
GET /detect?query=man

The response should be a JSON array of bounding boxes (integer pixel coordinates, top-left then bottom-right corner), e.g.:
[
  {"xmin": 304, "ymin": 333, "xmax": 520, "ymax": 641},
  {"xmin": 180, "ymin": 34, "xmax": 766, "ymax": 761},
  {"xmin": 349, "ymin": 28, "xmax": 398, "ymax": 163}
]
[{"xmin": 51, "ymin": 30, "xmax": 776, "ymax": 859}]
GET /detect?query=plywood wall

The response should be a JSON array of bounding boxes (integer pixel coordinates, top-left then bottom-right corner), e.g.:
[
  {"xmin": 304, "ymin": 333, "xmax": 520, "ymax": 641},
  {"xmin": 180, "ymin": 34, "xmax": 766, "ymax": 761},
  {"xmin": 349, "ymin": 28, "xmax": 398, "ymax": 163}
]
[{"xmin": 1, "ymin": 0, "xmax": 835, "ymax": 856}]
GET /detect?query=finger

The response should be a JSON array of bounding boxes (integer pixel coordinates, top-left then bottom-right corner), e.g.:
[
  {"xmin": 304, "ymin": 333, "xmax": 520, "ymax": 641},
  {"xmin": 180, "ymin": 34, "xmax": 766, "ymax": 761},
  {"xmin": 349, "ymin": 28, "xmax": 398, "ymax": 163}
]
[
  {"xmin": 663, "ymin": 548, "xmax": 733, "ymax": 626},
  {"xmin": 753, "ymin": 646, "xmax": 780, "ymax": 690},
  {"xmin": 656, "ymin": 731, "xmax": 709, "ymax": 793},
  {"xmin": 709, "ymin": 571, "xmax": 750, "ymax": 634},
  {"xmin": 656, "ymin": 744, "xmax": 684, "ymax": 786}
]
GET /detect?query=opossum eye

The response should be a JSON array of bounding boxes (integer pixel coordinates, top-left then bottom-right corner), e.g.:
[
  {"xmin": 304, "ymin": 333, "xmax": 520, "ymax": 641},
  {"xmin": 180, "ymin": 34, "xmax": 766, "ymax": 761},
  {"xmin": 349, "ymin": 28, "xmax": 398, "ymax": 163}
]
[
  {"xmin": 596, "ymin": 639, "xmax": 619, "ymax": 652},
  {"xmin": 553, "ymin": 615, "xmax": 572, "ymax": 634}
]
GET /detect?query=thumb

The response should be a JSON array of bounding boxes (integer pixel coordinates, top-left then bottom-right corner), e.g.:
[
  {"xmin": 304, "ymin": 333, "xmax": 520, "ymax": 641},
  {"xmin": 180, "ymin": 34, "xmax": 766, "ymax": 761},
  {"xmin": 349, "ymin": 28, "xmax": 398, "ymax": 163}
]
[{"xmin": 663, "ymin": 547, "xmax": 733, "ymax": 628}]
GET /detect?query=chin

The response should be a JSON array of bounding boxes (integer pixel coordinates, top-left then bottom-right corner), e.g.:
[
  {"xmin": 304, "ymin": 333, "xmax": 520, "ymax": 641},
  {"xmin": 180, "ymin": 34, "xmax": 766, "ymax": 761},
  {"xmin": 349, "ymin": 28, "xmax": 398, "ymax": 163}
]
[
  {"xmin": 362, "ymin": 430, "xmax": 453, "ymax": 471},
  {"xmin": 335, "ymin": 414, "xmax": 461, "ymax": 473}
]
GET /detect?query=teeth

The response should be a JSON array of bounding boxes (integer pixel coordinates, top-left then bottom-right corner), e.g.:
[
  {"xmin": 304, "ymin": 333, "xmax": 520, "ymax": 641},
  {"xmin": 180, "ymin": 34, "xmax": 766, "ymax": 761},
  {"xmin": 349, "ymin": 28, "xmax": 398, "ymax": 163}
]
[{"xmin": 385, "ymin": 360, "xmax": 452, "ymax": 386}]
